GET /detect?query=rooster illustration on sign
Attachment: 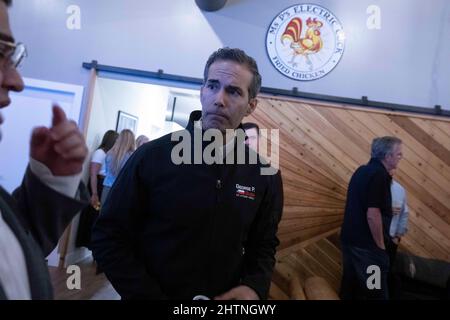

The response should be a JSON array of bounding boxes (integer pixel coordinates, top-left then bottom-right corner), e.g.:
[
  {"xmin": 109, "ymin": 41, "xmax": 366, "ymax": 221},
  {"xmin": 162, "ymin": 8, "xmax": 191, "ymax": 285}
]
[{"xmin": 281, "ymin": 17, "xmax": 324, "ymax": 71}]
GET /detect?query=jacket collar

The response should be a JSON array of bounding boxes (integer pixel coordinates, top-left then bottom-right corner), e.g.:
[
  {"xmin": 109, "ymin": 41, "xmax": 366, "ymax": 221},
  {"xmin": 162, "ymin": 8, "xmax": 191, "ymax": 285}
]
[
  {"xmin": 186, "ymin": 110, "xmax": 247, "ymax": 159},
  {"xmin": 186, "ymin": 110, "xmax": 246, "ymax": 135}
]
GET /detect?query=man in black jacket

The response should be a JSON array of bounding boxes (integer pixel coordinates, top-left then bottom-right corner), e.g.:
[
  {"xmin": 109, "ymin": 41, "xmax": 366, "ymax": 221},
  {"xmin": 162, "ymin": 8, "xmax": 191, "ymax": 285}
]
[
  {"xmin": 92, "ymin": 48, "xmax": 284, "ymax": 300},
  {"xmin": 0, "ymin": 0, "xmax": 88, "ymax": 299}
]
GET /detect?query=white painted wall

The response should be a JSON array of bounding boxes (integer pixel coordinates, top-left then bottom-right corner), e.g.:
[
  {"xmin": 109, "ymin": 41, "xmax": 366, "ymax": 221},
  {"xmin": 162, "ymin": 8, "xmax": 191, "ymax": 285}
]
[
  {"xmin": 85, "ymin": 77, "xmax": 198, "ymax": 154},
  {"xmin": 86, "ymin": 77, "xmax": 170, "ymax": 152}
]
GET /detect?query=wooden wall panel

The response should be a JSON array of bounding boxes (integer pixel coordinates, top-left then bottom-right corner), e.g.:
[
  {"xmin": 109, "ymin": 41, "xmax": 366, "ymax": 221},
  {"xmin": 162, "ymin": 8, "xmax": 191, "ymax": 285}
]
[{"xmin": 246, "ymin": 96, "xmax": 450, "ymax": 263}]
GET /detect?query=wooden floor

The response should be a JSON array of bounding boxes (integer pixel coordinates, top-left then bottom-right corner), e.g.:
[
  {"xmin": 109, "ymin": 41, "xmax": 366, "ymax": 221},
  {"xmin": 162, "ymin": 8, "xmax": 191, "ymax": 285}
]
[{"xmin": 48, "ymin": 256, "xmax": 120, "ymax": 300}]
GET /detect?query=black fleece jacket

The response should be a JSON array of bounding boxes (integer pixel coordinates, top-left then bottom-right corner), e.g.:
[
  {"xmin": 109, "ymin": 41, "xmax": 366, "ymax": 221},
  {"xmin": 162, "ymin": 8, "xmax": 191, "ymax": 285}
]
[{"xmin": 92, "ymin": 111, "xmax": 283, "ymax": 300}]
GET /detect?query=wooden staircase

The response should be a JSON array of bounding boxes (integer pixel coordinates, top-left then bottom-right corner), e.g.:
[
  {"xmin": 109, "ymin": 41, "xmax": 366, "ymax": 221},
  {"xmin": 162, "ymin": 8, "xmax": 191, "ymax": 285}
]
[{"xmin": 270, "ymin": 232, "xmax": 342, "ymax": 300}]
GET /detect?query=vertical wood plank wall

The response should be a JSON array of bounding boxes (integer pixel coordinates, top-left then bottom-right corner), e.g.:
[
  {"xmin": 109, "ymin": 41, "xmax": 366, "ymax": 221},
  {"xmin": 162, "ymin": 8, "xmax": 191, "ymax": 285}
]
[{"xmin": 246, "ymin": 96, "xmax": 450, "ymax": 267}]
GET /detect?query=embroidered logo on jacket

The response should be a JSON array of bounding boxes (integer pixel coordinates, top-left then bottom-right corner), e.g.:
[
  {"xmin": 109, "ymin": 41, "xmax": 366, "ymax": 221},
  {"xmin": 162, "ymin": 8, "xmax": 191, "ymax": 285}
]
[{"xmin": 235, "ymin": 184, "xmax": 256, "ymax": 200}]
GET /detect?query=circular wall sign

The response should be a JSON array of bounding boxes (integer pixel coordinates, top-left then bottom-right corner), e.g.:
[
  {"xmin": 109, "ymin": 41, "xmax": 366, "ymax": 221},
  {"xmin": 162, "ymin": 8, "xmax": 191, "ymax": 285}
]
[{"xmin": 266, "ymin": 4, "xmax": 345, "ymax": 81}]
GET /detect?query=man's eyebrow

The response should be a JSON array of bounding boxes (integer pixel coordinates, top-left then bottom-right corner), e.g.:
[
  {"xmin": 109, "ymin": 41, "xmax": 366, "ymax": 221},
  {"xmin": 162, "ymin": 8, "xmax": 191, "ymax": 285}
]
[
  {"xmin": 206, "ymin": 80, "xmax": 245, "ymax": 93},
  {"xmin": 226, "ymin": 85, "xmax": 243, "ymax": 93},
  {"xmin": 0, "ymin": 32, "xmax": 15, "ymax": 43}
]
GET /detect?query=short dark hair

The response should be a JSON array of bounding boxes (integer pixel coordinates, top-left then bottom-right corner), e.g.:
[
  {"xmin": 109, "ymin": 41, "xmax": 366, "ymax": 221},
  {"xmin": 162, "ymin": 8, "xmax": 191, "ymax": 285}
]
[
  {"xmin": 203, "ymin": 47, "xmax": 262, "ymax": 100},
  {"xmin": 242, "ymin": 122, "xmax": 260, "ymax": 135},
  {"xmin": 2, "ymin": 0, "xmax": 12, "ymax": 7},
  {"xmin": 371, "ymin": 136, "xmax": 402, "ymax": 160}
]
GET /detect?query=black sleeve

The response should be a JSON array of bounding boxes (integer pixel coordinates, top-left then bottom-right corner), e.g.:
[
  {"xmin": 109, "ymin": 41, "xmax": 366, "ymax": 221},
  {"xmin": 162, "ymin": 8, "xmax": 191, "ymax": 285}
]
[
  {"xmin": 240, "ymin": 170, "xmax": 284, "ymax": 300},
  {"xmin": 91, "ymin": 151, "xmax": 167, "ymax": 300},
  {"xmin": 367, "ymin": 171, "xmax": 386, "ymax": 209},
  {"xmin": 11, "ymin": 167, "xmax": 88, "ymax": 256}
]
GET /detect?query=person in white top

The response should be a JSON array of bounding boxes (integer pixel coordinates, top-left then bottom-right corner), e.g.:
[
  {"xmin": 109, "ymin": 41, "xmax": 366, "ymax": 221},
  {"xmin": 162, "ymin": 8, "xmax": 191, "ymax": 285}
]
[
  {"xmin": 75, "ymin": 130, "xmax": 117, "ymax": 250},
  {"xmin": 0, "ymin": 0, "xmax": 88, "ymax": 300},
  {"xmin": 389, "ymin": 176, "xmax": 409, "ymax": 245},
  {"xmin": 388, "ymin": 171, "xmax": 409, "ymax": 248},
  {"xmin": 387, "ymin": 169, "xmax": 409, "ymax": 299},
  {"xmin": 89, "ymin": 130, "xmax": 118, "ymax": 209}
]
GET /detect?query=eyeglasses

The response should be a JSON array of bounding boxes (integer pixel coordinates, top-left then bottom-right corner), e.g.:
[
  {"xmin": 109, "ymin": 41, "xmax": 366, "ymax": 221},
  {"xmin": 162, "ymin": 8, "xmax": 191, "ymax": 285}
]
[{"xmin": 0, "ymin": 39, "xmax": 27, "ymax": 69}]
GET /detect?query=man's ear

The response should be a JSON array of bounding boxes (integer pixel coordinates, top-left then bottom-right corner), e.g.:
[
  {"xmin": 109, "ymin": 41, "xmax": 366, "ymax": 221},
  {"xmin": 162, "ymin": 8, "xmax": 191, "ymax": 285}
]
[{"xmin": 246, "ymin": 98, "xmax": 258, "ymax": 116}]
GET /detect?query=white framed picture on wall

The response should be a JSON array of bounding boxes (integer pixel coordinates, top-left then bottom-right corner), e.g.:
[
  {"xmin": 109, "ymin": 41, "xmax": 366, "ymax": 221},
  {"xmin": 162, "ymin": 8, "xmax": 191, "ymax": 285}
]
[{"xmin": 116, "ymin": 110, "xmax": 138, "ymax": 134}]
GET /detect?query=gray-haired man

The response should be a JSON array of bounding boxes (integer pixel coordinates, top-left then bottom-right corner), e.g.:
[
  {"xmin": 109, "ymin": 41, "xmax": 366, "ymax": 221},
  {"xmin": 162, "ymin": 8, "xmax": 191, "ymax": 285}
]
[{"xmin": 340, "ymin": 136, "xmax": 403, "ymax": 300}]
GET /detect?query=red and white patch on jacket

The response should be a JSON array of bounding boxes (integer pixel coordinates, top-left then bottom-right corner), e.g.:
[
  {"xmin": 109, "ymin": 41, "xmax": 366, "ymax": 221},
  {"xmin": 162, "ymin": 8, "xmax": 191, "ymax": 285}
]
[{"xmin": 235, "ymin": 183, "xmax": 256, "ymax": 200}]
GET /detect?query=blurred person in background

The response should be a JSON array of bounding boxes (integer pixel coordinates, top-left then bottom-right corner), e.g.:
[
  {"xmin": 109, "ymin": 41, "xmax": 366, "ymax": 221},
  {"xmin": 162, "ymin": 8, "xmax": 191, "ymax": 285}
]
[
  {"xmin": 100, "ymin": 129, "xmax": 135, "ymax": 205},
  {"xmin": 76, "ymin": 130, "xmax": 118, "ymax": 248},
  {"xmin": 136, "ymin": 135, "xmax": 149, "ymax": 149}
]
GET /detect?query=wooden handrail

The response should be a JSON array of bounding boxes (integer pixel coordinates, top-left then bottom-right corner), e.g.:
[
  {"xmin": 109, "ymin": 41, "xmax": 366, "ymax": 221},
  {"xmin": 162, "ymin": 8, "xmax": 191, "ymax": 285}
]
[
  {"xmin": 304, "ymin": 276, "xmax": 340, "ymax": 300},
  {"xmin": 289, "ymin": 274, "xmax": 306, "ymax": 300}
]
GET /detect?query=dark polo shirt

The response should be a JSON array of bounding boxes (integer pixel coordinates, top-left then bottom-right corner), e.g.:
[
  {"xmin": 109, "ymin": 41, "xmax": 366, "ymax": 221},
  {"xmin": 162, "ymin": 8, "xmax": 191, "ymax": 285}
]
[{"xmin": 341, "ymin": 158, "xmax": 392, "ymax": 250}]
